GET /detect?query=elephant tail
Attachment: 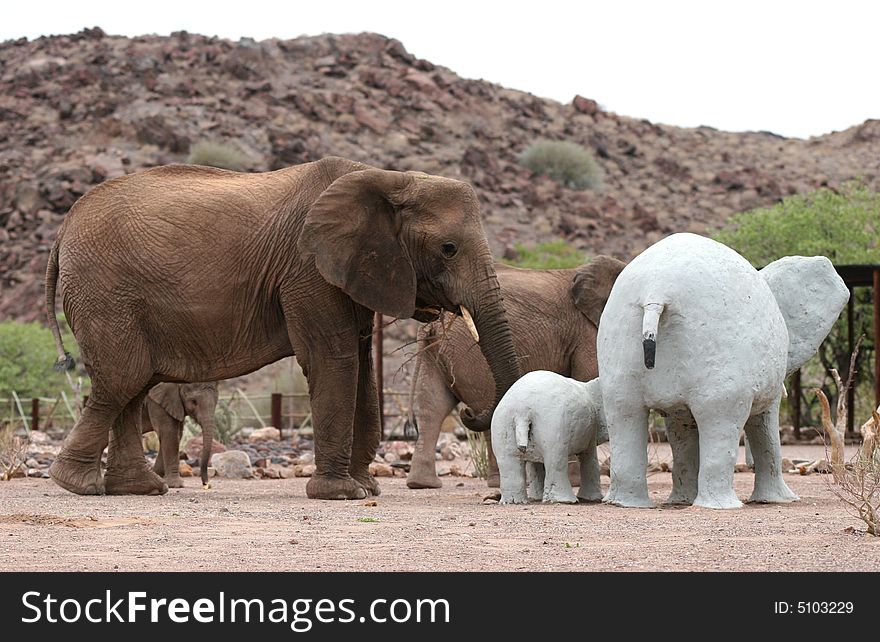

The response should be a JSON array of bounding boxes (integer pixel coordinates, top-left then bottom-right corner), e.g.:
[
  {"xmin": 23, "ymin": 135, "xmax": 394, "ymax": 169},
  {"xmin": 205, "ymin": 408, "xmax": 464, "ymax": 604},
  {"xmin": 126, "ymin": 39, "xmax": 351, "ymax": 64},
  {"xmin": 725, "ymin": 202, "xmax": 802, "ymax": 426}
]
[
  {"xmin": 45, "ymin": 241, "xmax": 75, "ymax": 372},
  {"xmin": 514, "ymin": 411, "xmax": 531, "ymax": 453},
  {"xmin": 641, "ymin": 302, "xmax": 665, "ymax": 369}
]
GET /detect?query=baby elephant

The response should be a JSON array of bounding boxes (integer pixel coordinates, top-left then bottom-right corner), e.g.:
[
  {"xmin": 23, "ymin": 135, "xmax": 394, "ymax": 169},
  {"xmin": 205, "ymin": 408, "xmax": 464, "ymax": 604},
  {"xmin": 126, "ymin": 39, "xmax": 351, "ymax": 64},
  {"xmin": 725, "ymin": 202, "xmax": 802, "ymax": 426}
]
[
  {"xmin": 491, "ymin": 371, "xmax": 607, "ymax": 504},
  {"xmin": 142, "ymin": 382, "xmax": 218, "ymax": 488}
]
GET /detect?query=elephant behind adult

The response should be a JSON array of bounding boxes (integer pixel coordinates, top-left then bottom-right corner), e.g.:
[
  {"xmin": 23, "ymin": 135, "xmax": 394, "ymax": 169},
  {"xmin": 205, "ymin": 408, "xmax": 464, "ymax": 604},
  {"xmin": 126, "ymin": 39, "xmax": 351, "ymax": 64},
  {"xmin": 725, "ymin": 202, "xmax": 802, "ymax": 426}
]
[
  {"xmin": 45, "ymin": 156, "xmax": 520, "ymax": 500},
  {"xmin": 407, "ymin": 256, "xmax": 625, "ymax": 489},
  {"xmin": 142, "ymin": 382, "xmax": 218, "ymax": 488}
]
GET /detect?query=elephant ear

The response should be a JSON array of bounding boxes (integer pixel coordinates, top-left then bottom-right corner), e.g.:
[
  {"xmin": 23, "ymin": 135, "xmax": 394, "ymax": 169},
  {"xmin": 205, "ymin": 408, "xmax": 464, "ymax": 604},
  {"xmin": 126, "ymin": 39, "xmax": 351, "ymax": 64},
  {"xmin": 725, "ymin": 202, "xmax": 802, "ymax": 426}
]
[
  {"xmin": 148, "ymin": 383, "xmax": 185, "ymax": 422},
  {"xmin": 760, "ymin": 256, "xmax": 850, "ymax": 374},
  {"xmin": 299, "ymin": 169, "xmax": 417, "ymax": 319},
  {"xmin": 570, "ymin": 255, "xmax": 627, "ymax": 326}
]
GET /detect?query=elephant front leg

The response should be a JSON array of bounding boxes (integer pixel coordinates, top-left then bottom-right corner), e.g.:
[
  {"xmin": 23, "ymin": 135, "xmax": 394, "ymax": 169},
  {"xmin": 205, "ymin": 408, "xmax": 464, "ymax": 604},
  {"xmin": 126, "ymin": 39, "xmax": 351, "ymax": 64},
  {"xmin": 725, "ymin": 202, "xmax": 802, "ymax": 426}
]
[
  {"xmin": 576, "ymin": 439, "xmax": 603, "ymax": 503},
  {"xmin": 526, "ymin": 461, "xmax": 544, "ymax": 501},
  {"xmin": 745, "ymin": 400, "xmax": 798, "ymax": 504},
  {"xmin": 349, "ymin": 331, "xmax": 382, "ymax": 497},
  {"xmin": 105, "ymin": 393, "xmax": 168, "ymax": 496},
  {"xmin": 665, "ymin": 408, "xmax": 699, "ymax": 505},
  {"xmin": 154, "ymin": 419, "xmax": 185, "ymax": 489},
  {"xmin": 304, "ymin": 350, "xmax": 367, "ymax": 501},
  {"xmin": 407, "ymin": 360, "xmax": 457, "ymax": 489},
  {"xmin": 604, "ymin": 404, "xmax": 653, "ymax": 508}
]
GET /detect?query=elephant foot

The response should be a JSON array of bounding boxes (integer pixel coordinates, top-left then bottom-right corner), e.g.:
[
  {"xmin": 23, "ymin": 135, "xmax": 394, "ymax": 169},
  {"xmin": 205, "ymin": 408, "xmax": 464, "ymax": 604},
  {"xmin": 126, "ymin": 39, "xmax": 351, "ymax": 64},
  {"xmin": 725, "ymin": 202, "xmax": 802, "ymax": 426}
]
[
  {"xmin": 693, "ymin": 491, "xmax": 743, "ymax": 510},
  {"xmin": 499, "ymin": 492, "xmax": 528, "ymax": 504},
  {"xmin": 543, "ymin": 487, "xmax": 578, "ymax": 504},
  {"xmin": 104, "ymin": 466, "xmax": 168, "ymax": 496},
  {"xmin": 486, "ymin": 472, "xmax": 500, "ymax": 488},
  {"xmin": 306, "ymin": 474, "xmax": 367, "ymax": 500},
  {"xmin": 406, "ymin": 465, "xmax": 442, "ymax": 489},
  {"xmin": 164, "ymin": 475, "xmax": 185, "ymax": 489},
  {"xmin": 49, "ymin": 454, "xmax": 104, "ymax": 495},
  {"xmin": 664, "ymin": 490, "xmax": 697, "ymax": 506},
  {"xmin": 352, "ymin": 471, "xmax": 381, "ymax": 497},
  {"xmin": 576, "ymin": 490, "xmax": 604, "ymax": 503},
  {"xmin": 603, "ymin": 486, "xmax": 655, "ymax": 508},
  {"xmin": 747, "ymin": 482, "xmax": 799, "ymax": 504}
]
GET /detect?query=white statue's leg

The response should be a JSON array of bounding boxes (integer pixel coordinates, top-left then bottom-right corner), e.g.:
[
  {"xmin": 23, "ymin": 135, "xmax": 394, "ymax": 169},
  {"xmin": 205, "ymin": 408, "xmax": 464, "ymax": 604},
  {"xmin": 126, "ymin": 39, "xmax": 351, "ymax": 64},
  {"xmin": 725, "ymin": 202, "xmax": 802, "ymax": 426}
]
[
  {"xmin": 604, "ymin": 403, "xmax": 653, "ymax": 508},
  {"xmin": 541, "ymin": 448, "xmax": 578, "ymax": 504},
  {"xmin": 526, "ymin": 462, "xmax": 544, "ymax": 501},
  {"xmin": 666, "ymin": 408, "xmax": 699, "ymax": 505},
  {"xmin": 498, "ymin": 451, "xmax": 528, "ymax": 504},
  {"xmin": 745, "ymin": 398, "xmax": 798, "ymax": 503},
  {"xmin": 691, "ymin": 402, "xmax": 747, "ymax": 509},
  {"xmin": 576, "ymin": 437, "xmax": 603, "ymax": 502}
]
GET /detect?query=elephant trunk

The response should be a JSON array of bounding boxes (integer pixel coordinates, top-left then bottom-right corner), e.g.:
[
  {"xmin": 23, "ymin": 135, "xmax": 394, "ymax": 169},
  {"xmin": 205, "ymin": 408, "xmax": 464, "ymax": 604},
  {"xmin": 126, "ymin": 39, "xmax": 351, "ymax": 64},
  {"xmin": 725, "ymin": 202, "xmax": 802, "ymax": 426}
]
[
  {"xmin": 459, "ymin": 271, "xmax": 521, "ymax": 432},
  {"xmin": 197, "ymin": 412, "xmax": 215, "ymax": 487}
]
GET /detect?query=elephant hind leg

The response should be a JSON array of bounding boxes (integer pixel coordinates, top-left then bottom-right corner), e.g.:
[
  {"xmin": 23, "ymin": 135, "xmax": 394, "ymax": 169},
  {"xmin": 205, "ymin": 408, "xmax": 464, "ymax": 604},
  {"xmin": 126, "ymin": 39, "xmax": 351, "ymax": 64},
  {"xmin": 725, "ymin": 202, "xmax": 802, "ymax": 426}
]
[
  {"xmin": 105, "ymin": 390, "xmax": 168, "ymax": 495},
  {"xmin": 526, "ymin": 462, "xmax": 545, "ymax": 501},
  {"xmin": 604, "ymin": 403, "xmax": 653, "ymax": 508},
  {"xmin": 576, "ymin": 439, "xmax": 603, "ymax": 503},
  {"xmin": 49, "ymin": 393, "xmax": 117, "ymax": 495},
  {"xmin": 691, "ymin": 402, "xmax": 748, "ymax": 509}
]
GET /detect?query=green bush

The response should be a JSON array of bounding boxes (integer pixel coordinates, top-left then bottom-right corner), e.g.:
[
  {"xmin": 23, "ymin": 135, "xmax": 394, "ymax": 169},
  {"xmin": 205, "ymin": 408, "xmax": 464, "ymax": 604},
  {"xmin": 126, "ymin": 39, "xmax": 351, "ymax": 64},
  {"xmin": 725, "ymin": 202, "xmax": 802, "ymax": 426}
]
[
  {"xmin": 187, "ymin": 140, "xmax": 249, "ymax": 171},
  {"xmin": 518, "ymin": 140, "xmax": 603, "ymax": 191},
  {"xmin": 0, "ymin": 321, "xmax": 86, "ymax": 399},
  {"xmin": 502, "ymin": 240, "xmax": 586, "ymax": 269},
  {"xmin": 713, "ymin": 182, "xmax": 880, "ymax": 428}
]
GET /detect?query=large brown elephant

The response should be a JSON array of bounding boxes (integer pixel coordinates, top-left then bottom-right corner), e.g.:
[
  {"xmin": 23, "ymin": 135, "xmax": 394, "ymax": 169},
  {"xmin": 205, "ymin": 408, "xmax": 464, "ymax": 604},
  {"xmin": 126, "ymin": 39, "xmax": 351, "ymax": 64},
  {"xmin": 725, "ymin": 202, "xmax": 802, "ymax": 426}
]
[
  {"xmin": 406, "ymin": 256, "xmax": 624, "ymax": 489},
  {"xmin": 45, "ymin": 156, "xmax": 520, "ymax": 500},
  {"xmin": 142, "ymin": 382, "xmax": 218, "ymax": 489}
]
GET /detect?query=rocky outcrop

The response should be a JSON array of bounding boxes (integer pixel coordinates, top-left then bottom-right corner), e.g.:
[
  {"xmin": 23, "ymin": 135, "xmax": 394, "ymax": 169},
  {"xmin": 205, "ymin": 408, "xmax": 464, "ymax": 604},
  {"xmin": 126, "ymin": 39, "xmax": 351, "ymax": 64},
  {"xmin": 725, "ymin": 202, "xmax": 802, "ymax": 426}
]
[{"xmin": 1, "ymin": 28, "xmax": 878, "ymax": 322}]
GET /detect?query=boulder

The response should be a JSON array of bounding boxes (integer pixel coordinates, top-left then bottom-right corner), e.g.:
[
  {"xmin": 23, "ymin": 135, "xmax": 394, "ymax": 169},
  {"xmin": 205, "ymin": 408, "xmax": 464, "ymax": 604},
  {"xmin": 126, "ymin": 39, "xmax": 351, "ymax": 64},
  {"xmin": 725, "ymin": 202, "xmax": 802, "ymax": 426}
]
[
  {"xmin": 210, "ymin": 451, "xmax": 254, "ymax": 479},
  {"xmin": 248, "ymin": 426, "xmax": 281, "ymax": 442},
  {"xmin": 185, "ymin": 436, "xmax": 226, "ymax": 460}
]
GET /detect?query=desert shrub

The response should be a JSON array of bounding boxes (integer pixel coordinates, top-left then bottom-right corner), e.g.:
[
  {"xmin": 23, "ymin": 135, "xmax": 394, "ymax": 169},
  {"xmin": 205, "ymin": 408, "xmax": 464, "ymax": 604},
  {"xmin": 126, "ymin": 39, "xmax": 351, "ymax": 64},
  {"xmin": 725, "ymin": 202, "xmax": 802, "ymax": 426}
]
[
  {"xmin": 187, "ymin": 140, "xmax": 249, "ymax": 171},
  {"xmin": 518, "ymin": 140, "xmax": 603, "ymax": 191},
  {"xmin": 502, "ymin": 240, "xmax": 586, "ymax": 269},
  {"xmin": 713, "ymin": 182, "xmax": 880, "ymax": 428},
  {"xmin": 213, "ymin": 391, "xmax": 243, "ymax": 445},
  {"xmin": 465, "ymin": 430, "xmax": 489, "ymax": 480},
  {"xmin": 0, "ymin": 425, "xmax": 28, "ymax": 480},
  {"xmin": 0, "ymin": 321, "xmax": 86, "ymax": 400}
]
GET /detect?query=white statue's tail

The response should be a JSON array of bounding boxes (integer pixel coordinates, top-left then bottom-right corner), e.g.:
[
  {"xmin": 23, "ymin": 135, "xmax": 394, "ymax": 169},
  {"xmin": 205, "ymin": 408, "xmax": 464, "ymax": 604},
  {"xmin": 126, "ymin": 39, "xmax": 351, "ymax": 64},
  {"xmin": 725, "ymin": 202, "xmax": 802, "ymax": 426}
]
[
  {"xmin": 514, "ymin": 411, "xmax": 532, "ymax": 453},
  {"xmin": 641, "ymin": 302, "xmax": 665, "ymax": 369}
]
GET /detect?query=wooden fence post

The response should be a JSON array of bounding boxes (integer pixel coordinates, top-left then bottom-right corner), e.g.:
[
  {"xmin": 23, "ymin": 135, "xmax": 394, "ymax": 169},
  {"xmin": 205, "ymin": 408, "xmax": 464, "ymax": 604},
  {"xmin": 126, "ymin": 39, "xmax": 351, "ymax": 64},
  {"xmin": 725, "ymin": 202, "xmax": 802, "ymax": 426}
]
[
  {"xmin": 31, "ymin": 398, "xmax": 39, "ymax": 432},
  {"xmin": 271, "ymin": 393, "xmax": 282, "ymax": 432}
]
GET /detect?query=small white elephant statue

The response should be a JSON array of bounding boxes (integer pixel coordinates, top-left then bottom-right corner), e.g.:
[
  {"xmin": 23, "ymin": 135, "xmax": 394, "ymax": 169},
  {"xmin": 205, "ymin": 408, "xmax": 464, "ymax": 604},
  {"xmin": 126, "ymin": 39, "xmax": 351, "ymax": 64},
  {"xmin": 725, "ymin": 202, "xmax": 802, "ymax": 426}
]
[
  {"xmin": 491, "ymin": 371, "xmax": 607, "ymax": 504},
  {"xmin": 598, "ymin": 233, "xmax": 849, "ymax": 509}
]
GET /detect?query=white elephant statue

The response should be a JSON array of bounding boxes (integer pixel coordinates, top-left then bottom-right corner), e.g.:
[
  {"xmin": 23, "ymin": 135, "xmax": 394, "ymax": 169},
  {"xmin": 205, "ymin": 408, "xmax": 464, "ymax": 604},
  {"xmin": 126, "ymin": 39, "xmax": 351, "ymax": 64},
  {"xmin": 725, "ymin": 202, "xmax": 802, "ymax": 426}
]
[
  {"xmin": 598, "ymin": 233, "xmax": 848, "ymax": 509},
  {"xmin": 491, "ymin": 371, "xmax": 607, "ymax": 504}
]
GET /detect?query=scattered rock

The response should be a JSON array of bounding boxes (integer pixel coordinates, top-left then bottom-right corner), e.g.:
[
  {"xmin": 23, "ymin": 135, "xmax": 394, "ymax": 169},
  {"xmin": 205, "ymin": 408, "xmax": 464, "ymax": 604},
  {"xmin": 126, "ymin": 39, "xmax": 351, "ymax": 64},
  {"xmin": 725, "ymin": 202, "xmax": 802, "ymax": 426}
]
[
  {"xmin": 293, "ymin": 464, "xmax": 316, "ymax": 477},
  {"xmin": 249, "ymin": 427, "xmax": 281, "ymax": 442},
  {"xmin": 210, "ymin": 451, "xmax": 255, "ymax": 479},
  {"xmin": 28, "ymin": 431, "xmax": 52, "ymax": 445},
  {"xmin": 184, "ymin": 436, "xmax": 226, "ymax": 460},
  {"xmin": 178, "ymin": 462, "xmax": 193, "ymax": 477},
  {"xmin": 294, "ymin": 452, "xmax": 314, "ymax": 465},
  {"xmin": 369, "ymin": 462, "xmax": 394, "ymax": 477}
]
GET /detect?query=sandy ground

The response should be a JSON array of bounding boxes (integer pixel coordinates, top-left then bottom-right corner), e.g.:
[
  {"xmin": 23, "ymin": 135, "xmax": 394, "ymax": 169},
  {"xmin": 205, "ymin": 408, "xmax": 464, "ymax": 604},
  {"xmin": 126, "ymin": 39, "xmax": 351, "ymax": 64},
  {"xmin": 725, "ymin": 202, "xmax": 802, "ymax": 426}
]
[{"xmin": 1, "ymin": 444, "xmax": 877, "ymax": 572}]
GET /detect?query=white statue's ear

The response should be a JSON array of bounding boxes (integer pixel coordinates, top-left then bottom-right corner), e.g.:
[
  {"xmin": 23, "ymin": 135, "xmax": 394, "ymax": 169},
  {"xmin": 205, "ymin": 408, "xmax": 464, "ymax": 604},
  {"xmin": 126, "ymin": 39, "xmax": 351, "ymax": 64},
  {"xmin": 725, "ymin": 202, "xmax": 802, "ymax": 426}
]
[{"xmin": 759, "ymin": 256, "xmax": 849, "ymax": 373}]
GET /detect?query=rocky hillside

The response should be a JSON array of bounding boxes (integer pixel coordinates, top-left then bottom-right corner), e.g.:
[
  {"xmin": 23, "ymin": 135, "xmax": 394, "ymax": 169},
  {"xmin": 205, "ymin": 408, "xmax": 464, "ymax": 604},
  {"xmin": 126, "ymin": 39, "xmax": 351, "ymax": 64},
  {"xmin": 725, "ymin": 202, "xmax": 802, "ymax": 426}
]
[{"xmin": 2, "ymin": 27, "xmax": 879, "ymax": 323}]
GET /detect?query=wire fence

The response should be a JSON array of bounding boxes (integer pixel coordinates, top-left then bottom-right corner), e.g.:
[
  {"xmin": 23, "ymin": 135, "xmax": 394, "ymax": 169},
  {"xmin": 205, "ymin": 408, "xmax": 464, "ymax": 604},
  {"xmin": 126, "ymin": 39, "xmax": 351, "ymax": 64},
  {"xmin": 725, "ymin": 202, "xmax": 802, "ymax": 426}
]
[{"xmin": 0, "ymin": 388, "xmax": 416, "ymax": 440}]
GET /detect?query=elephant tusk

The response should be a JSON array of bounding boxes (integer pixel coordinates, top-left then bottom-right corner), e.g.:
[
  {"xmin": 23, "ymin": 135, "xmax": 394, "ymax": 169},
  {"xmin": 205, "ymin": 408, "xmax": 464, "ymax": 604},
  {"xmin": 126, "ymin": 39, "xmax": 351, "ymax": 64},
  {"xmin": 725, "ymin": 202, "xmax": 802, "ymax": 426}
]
[{"xmin": 460, "ymin": 305, "xmax": 480, "ymax": 343}]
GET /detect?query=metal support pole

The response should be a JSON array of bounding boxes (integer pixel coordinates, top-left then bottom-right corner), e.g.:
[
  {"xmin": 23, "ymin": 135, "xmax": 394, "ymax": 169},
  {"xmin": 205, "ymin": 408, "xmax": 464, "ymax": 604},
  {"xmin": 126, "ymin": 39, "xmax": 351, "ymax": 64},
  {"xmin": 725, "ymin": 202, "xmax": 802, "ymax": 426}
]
[
  {"xmin": 874, "ymin": 269, "xmax": 880, "ymax": 410},
  {"xmin": 374, "ymin": 312, "xmax": 384, "ymax": 436},
  {"xmin": 847, "ymin": 289, "xmax": 855, "ymax": 436}
]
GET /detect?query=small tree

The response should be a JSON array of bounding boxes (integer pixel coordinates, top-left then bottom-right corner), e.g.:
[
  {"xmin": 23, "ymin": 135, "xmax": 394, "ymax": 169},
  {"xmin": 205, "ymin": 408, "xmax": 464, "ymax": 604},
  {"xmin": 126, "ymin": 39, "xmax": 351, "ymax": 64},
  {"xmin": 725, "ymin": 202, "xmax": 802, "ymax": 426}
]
[
  {"xmin": 714, "ymin": 182, "xmax": 880, "ymax": 427},
  {"xmin": 518, "ymin": 140, "xmax": 603, "ymax": 191},
  {"xmin": 187, "ymin": 140, "xmax": 249, "ymax": 171},
  {"xmin": 0, "ymin": 321, "xmax": 87, "ymax": 400}
]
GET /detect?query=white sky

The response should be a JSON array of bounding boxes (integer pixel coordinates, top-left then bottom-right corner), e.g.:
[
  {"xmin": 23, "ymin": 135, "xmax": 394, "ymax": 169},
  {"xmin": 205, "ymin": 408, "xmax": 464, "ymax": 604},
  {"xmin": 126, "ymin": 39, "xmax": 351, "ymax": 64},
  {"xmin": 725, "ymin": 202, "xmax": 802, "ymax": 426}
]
[{"xmin": 3, "ymin": 0, "xmax": 878, "ymax": 139}]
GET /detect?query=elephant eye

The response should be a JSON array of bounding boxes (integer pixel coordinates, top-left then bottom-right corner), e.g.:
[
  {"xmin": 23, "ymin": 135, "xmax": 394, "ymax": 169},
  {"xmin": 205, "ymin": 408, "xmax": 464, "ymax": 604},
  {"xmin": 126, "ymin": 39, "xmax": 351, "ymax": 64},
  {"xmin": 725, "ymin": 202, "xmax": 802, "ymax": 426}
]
[{"xmin": 441, "ymin": 242, "xmax": 458, "ymax": 258}]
